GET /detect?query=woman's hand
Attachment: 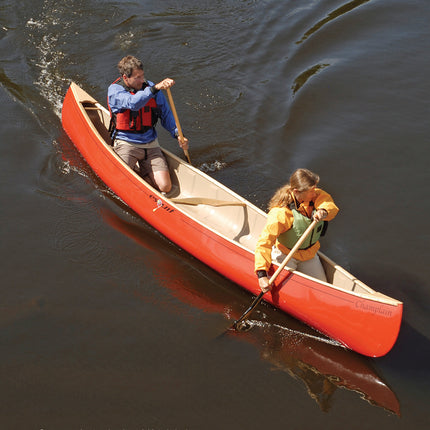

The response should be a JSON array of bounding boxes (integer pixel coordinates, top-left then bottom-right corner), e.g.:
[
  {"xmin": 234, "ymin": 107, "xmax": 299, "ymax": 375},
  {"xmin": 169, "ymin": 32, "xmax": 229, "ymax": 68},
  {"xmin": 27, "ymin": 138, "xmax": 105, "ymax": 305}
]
[
  {"xmin": 258, "ymin": 276, "xmax": 271, "ymax": 293},
  {"xmin": 313, "ymin": 209, "xmax": 328, "ymax": 222}
]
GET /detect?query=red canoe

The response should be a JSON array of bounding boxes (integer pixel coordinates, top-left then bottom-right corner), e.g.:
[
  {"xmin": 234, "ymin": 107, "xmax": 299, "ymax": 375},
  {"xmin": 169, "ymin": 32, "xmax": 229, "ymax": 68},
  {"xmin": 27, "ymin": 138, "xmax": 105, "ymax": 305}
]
[
  {"xmin": 100, "ymin": 209, "xmax": 401, "ymax": 415},
  {"xmin": 61, "ymin": 82, "xmax": 403, "ymax": 357}
]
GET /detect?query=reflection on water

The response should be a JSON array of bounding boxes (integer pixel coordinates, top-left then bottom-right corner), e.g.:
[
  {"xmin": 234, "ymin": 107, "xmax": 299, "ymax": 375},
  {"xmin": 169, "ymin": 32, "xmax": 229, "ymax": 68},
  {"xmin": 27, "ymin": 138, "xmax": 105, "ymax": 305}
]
[
  {"xmin": 102, "ymin": 205, "xmax": 400, "ymax": 416},
  {"xmin": 55, "ymin": 132, "xmax": 401, "ymax": 416},
  {"xmin": 231, "ymin": 323, "xmax": 400, "ymax": 415},
  {"xmin": 2, "ymin": 0, "xmax": 429, "ymax": 426},
  {"xmin": 0, "ymin": 67, "xmax": 25, "ymax": 102},
  {"xmin": 296, "ymin": 0, "xmax": 371, "ymax": 44},
  {"xmin": 292, "ymin": 63, "xmax": 330, "ymax": 95}
]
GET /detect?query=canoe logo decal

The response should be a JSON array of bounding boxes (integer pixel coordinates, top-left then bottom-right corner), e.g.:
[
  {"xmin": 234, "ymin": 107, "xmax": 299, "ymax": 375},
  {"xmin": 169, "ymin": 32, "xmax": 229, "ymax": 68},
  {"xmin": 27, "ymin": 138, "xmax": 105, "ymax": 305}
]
[
  {"xmin": 150, "ymin": 194, "xmax": 174, "ymax": 213},
  {"xmin": 355, "ymin": 301, "xmax": 393, "ymax": 316}
]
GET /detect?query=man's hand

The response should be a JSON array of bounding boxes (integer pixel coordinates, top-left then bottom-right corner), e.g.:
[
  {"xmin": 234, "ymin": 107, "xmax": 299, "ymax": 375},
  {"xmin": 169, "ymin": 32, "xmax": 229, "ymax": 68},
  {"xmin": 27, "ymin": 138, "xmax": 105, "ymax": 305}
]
[
  {"xmin": 155, "ymin": 78, "xmax": 175, "ymax": 91},
  {"xmin": 177, "ymin": 135, "xmax": 189, "ymax": 151}
]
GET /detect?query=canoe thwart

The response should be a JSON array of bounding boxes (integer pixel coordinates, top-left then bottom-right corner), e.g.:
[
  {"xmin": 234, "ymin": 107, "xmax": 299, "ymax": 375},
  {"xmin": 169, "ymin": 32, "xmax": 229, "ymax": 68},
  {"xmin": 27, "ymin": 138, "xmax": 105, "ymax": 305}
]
[
  {"xmin": 170, "ymin": 197, "xmax": 246, "ymax": 207},
  {"xmin": 61, "ymin": 82, "xmax": 403, "ymax": 357}
]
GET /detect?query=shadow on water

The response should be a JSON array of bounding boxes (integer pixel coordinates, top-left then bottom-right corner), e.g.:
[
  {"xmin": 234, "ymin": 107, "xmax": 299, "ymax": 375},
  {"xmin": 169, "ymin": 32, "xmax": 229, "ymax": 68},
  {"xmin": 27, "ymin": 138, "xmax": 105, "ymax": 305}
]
[
  {"xmin": 100, "ymin": 203, "xmax": 401, "ymax": 416},
  {"xmin": 349, "ymin": 261, "xmax": 430, "ymax": 346},
  {"xmin": 228, "ymin": 323, "xmax": 400, "ymax": 415},
  {"xmin": 380, "ymin": 320, "xmax": 430, "ymax": 378},
  {"xmin": 55, "ymin": 129, "xmax": 401, "ymax": 416}
]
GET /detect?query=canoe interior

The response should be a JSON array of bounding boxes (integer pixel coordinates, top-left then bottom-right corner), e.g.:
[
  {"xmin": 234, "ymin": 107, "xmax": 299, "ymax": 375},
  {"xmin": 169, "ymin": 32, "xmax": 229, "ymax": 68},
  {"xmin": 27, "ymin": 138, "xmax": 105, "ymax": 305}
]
[{"xmin": 75, "ymin": 85, "xmax": 397, "ymax": 305}]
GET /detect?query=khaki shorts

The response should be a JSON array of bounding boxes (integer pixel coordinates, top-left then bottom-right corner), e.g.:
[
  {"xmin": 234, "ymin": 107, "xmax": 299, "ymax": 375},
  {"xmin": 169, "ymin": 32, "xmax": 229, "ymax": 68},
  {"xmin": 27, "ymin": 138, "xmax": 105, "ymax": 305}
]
[{"xmin": 114, "ymin": 139, "xmax": 168, "ymax": 177}]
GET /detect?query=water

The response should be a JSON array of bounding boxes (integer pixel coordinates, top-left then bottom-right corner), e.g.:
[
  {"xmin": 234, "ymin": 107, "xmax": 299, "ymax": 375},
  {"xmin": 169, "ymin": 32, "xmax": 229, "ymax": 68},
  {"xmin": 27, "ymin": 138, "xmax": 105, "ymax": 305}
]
[{"xmin": 1, "ymin": 0, "xmax": 430, "ymax": 428}]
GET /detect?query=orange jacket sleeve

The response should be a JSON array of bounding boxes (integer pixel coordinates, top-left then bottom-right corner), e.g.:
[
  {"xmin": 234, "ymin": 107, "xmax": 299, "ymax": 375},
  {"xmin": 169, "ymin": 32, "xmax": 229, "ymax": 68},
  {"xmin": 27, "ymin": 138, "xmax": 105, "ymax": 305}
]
[
  {"xmin": 314, "ymin": 189, "xmax": 339, "ymax": 221},
  {"xmin": 254, "ymin": 207, "xmax": 293, "ymax": 273}
]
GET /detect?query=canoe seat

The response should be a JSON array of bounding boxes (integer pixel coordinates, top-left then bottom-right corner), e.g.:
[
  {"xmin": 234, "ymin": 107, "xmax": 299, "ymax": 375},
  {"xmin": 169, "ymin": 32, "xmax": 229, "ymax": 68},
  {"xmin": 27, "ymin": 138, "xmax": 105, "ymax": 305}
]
[{"xmin": 321, "ymin": 257, "xmax": 374, "ymax": 294}]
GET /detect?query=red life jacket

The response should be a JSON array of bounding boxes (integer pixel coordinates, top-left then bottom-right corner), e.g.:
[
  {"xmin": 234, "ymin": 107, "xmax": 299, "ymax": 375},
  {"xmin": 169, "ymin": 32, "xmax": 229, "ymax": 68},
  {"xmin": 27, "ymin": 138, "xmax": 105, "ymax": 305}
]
[{"xmin": 109, "ymin": 77, "xmax": 160, "ymax": 134}]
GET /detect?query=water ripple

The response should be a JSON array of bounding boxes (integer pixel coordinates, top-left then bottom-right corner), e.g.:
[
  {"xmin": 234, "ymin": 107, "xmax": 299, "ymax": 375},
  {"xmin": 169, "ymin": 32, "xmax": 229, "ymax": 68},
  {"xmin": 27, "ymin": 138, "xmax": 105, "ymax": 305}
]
[
  {"xmin": 296, "ymin": 0, "xmax": 372, "ymax": 44},
  {"xmin": 292, "ymin": 63, "xmax": 330, "ymax": 95}
]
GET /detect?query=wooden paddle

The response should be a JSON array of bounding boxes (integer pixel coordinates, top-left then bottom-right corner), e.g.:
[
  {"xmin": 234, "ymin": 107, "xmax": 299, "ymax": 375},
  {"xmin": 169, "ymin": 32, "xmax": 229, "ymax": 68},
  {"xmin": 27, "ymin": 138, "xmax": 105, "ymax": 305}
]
[
  {"xmin": 166, "ymin": 87, "xmax": 191, "ymax": 164},
  {"xmin": 233, "ymin": 219, "xmax": 319, "ymax": 330}
]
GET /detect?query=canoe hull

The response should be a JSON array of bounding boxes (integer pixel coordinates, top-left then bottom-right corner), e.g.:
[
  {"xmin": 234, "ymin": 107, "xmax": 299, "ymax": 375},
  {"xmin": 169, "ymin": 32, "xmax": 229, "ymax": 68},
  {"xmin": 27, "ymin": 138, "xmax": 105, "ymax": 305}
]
[{"xmin": 61, "ymin": 83, "xmax": 402, "ymax": 357}]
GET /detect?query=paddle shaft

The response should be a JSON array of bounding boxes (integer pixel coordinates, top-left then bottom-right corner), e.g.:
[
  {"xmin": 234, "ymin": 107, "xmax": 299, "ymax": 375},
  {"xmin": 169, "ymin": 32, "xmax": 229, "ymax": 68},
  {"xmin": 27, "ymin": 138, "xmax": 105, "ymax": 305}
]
[
  {"xmin": 166, "ymin": 88, "xmax": 191, "ymax": 164},
  {"xmin": 233, "ymin": 219, "xmax": 319, "ymax": 328},
  {"xmin": 267, "ymin": 219, "xmax": 319, "ymax": 282}
]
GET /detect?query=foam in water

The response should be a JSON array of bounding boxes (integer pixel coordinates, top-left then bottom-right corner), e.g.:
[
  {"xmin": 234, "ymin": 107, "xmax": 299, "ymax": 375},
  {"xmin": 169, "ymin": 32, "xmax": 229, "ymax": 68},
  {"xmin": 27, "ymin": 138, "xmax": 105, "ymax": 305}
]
[
  {"xmin": 25, "ymin": 12, "xmax": 68, "ymax": 118},
  {"xmin": 199, "ymin": 160, "xmax": 227, "ymax": 172}
]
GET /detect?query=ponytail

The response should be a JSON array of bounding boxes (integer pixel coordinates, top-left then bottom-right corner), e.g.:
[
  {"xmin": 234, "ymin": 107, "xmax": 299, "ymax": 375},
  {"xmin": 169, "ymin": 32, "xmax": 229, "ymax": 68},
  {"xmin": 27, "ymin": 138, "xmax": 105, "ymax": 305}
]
[{"xmin": 268, "ymin": 184, "xmax": 294, "ymax": 210}]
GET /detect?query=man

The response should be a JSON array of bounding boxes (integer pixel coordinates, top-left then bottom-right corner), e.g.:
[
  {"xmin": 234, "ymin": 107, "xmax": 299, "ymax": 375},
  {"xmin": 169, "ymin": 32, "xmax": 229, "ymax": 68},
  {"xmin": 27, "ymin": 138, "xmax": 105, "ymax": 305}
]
[{"xmin": 108, "ymin": 55, "xmax": 189, "ymax": 193}]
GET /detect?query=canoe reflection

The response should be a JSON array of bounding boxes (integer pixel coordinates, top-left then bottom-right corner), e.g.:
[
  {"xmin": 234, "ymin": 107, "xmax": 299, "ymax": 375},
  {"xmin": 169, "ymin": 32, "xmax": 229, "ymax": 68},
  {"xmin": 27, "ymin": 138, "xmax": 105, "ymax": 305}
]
[
  {"xmin": 101, "ymin": 207, "xmax": 400, "ymax": 415},
  {"xmin": 229, "ymin": 321, "xmax": 399, "ymax": 414}
]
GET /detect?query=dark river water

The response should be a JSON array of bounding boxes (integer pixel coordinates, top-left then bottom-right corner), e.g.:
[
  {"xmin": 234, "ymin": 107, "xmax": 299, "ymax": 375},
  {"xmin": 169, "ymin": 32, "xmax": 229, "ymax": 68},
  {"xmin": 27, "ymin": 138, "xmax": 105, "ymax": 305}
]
[{"xmin": 1, "ymin": 0, "xmax": 429, "ymax": 428}]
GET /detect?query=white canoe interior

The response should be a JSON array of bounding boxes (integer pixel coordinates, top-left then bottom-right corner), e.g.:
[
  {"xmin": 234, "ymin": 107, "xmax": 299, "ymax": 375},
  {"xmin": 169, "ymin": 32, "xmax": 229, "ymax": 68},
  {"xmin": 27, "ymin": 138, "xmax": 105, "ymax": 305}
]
[{"xmin": 74, "ymin": 83, "xmax": 400, "ymax": 306}]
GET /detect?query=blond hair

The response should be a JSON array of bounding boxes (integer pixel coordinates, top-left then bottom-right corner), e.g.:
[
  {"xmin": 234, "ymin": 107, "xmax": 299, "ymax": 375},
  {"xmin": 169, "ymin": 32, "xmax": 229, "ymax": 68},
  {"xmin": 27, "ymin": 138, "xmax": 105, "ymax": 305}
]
[{"xmin": 268, "ymin": 168, "xmax": 320, "ymax": 210}]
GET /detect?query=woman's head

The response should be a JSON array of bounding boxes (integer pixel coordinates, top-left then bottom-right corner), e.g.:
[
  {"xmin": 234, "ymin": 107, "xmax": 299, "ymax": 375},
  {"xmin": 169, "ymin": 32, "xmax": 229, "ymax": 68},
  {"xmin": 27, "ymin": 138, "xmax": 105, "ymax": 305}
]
[
  {"xmin": 290, "ymin": 168, "xmax": 319, "ymax": 192},
  {"xmin": 268, "ymin": 168, "xmax": 320, "ymax": 209}
]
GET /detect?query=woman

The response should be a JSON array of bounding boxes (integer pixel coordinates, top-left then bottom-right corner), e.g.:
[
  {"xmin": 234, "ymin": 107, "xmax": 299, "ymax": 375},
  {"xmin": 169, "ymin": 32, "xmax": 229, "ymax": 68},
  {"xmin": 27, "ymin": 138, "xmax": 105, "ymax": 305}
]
[{"xmin": 255, "ymin": 168, "xmax": 339, "ymax": 292}]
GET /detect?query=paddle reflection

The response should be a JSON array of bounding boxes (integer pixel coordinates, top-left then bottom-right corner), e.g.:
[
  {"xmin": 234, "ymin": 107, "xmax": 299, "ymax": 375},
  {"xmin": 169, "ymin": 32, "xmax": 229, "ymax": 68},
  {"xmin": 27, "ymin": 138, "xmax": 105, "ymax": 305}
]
[{"xmin": 101, "ymin": 207, "xmax": 400, "ymax": 416}]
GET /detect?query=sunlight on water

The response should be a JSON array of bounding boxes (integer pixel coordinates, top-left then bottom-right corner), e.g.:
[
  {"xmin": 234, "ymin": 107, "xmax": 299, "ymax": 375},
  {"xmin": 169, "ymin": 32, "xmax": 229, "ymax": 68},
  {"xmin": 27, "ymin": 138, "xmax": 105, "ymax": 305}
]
[
  {"xmin": 2, "ymin": 0, "xmax": 429, "ymax": 427},
  {"xmin": 199, "ymin": 160, "xmax": 227, "ymax": 173},
  {"xmin": 245, "ymin": 319, "xmax": 344, "ymax": 348},
  {"xmin": 25, "ymin": 8, "xmax": 69, "ymax": 117}
]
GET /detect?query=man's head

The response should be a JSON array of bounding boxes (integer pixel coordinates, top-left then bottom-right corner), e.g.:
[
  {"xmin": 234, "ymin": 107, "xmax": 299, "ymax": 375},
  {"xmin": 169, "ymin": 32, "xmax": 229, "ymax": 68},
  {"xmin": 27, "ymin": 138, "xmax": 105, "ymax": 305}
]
[{"xmin": 118, "ymin": 55, "xmax": 145, "ymax": 90}]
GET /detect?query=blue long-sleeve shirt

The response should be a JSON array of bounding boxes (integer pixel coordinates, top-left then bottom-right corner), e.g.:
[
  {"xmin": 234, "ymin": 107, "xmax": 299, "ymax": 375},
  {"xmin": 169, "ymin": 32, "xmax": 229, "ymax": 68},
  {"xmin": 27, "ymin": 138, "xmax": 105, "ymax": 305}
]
[{"xmin": 108, "ymin": 79, "xmax": 177, "ymax": 144}]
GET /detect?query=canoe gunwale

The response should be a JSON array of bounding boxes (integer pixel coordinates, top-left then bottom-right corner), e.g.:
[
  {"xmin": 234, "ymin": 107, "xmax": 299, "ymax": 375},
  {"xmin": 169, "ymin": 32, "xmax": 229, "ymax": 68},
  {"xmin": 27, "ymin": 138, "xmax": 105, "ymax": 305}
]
[
  {"xmin": 77, "ymin": 89, "xmax": 401, "ymax": 307},
  {"xmin": 62, "ymin": 82, "xmax": 403, "ymax": 357},
  {"xmin": 70, "ymin": 84, "xmax": 270, "ymax": 253}
]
